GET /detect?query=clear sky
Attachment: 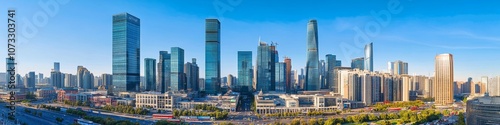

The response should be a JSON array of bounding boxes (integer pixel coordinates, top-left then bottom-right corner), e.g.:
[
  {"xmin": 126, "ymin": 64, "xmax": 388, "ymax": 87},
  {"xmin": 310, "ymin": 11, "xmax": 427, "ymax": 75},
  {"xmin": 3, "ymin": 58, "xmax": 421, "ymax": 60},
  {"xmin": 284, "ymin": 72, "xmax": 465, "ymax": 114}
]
[{"xmin": 2, "ymin": 0, "xmax": 500, "ymax": 81}]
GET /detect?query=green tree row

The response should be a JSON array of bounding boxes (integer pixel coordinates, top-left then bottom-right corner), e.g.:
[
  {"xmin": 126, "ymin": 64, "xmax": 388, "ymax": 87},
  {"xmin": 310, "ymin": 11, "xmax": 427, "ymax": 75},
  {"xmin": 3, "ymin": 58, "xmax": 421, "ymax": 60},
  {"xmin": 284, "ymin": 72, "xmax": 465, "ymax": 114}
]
[
  {"xmin": 82, "ymin": 116, "xmax": 140, "ymax": 125},
  {"xmin": 172, "ymin": 109, "xmax": 229, "ymax": 120},
  {"xmin": 193, "ymin": 104, "xmax": 221, "ymax": 111},
  {"xmin": 101, "ymin": 105, "xmax": 149, "ymax": 115}
]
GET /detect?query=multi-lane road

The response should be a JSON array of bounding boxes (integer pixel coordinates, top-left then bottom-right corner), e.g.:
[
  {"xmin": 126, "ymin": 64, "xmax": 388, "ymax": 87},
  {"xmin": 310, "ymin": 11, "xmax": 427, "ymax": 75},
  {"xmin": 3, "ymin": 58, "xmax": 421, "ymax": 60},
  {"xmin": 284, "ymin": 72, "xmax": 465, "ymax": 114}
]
[{"xmin": 0, "ymin": 102, "xmax": 156, "ymax": 125}]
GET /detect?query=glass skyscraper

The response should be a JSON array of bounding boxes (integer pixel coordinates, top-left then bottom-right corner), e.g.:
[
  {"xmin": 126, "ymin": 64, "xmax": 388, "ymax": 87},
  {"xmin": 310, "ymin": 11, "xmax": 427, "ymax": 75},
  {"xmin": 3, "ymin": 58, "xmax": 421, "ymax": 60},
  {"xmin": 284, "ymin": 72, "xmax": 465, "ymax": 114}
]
[
  {"xmin": 237, "ymin": 51, "xmax": 252, "ymax": 92},
  {"xmin": 275, "ymin": 62, "xmax": 286, "ymax": 92},
  {"xmin": 144, "ymin": 58, "xmax": 156, "ymax": 91},
  {"xmin": 325, "ymin": 54, "xmax": 336, "ymax": 90},
  {"xmin": 205, "ymin": 19, "xmax": 221, "ymax": 95},
  {"xmin": 305, "ymin": 19, "xmax": 320, "ymax": 91},
  {"xmin": 157, "ymin": 51, "xmax": 170, "ymax": 93},
  {"xmin": 364, "ymin": 42, "xmax": 373, "ymax": 72},
  {"xmin": 170, "ymin": 47, "xmax": 184, "ymax": 92},
  {"xmin": 256, "ymin": 42, "xmax": 273, "ymax": 92},
  {"xmin": 184, "ymin": 58, "xmax": 199, "ymax": 91},
  {"xmin": 112, "ymin": 13, "xmax": 140, "ymax": 94},
  {"xmin": 351, "ymin": 57, "xmax": 365, "ymax": 70}
]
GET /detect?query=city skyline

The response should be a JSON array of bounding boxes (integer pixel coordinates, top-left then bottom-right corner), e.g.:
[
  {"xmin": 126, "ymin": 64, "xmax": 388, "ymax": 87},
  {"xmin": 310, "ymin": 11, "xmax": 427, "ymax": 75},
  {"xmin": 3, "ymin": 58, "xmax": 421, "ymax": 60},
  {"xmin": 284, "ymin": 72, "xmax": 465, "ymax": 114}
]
[{"xmin": 2, "ymin": 0, "xmax": 500, "ymax": 81}]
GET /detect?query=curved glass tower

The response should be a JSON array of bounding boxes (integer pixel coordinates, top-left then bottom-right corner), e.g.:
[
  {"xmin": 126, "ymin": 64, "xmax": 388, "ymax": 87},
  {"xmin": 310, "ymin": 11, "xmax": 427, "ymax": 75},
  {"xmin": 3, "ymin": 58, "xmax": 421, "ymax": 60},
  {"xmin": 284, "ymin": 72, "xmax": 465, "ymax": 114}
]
[
  {"xmin": 305, "ymin": 19, "xmax": 320, "ymax": 91},
  {"xmin": 364, "ymin": 42, "xmax": 373, "ymax": 72}
]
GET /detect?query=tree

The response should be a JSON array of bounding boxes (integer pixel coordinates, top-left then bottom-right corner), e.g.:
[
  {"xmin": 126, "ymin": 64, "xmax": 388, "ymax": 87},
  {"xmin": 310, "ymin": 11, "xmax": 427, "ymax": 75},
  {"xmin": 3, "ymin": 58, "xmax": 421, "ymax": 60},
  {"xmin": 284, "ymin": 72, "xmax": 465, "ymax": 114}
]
[
  {"xmin": 308, "ymin": 118, "xmax": 318, "ymax": 125},
  {"xmin": 457, "ymin": 112, "xmax": 466, "ymax": 125},
  {"xmin": 56, "ymin": 117, "xmax": 64, "ymax": 124},
  {"xmin": 290, "ymin": 119, "xmax": 301, "ymax": 125},
  {"xmin": 368, "ymin": 114, "xmax": 378, "ymax": 121}
]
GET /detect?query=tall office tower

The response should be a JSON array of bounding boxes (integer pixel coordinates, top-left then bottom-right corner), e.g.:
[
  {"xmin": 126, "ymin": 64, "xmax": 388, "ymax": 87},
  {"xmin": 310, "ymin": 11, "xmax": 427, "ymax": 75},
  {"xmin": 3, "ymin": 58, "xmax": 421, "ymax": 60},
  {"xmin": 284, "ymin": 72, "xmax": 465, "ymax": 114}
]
[
  {"xmin": 305, "ymin": 19, "xmax": 320, "ymax": 91},
  {"xmin": 351, "ymin": 57, "xmax": 365, "ymax": 70},
  {"xmin": 64, "ymin": 74, "xmax": 72, "ymax": 87},
  {"xmin": 170, "ymin": 47, "xmax": 184, "ymax": 92},
  {"xmin": 38, "ymin": 73, "xmax": 43, "ymax": 84},
  {"xmin": 221, "ymin": 77, "xmax": 227, "ymax": 86},
  {"xmin": 270, "ymin": 43, "xmax": 279, "ymax": 91},
  {"xmin": 25, "ymin": 72, "xmax": 36, "ymax": 88},
  {"xmin": 144, "ymin": 58, "xmax": 156, "ymax": 91},
  {"xmin": 6, "ymin": 58, "xmax": 15, "ymax": 86},
  {"xmin": 325, "ymin": 54, "xmax": 336, "ymax": 90},
  {"xmin": 364, "ymin": 42, "xmax": 373, "ymax": 72},
  {"xmin": 112, "ymin": 13, "xmax": 140, "ymax": 94},
  {"xmin": 227, "ymin": 74, "xmax": 234, "ymax": 88},
  {"xmin": 54, "ymin": 62, "xmax": 60, "ymax": 72},
  {"xmin": 198, "ymin": 78, "xmax": 205, "ymax": 91},
  {"xmin": 389, "ymin": 60, "xmax": 408, "ymax": 75},
  {"xmin": 237, "ymin": 51, "xmax": 253, "ymax": 92},
  {"xmin": 291, "ymin": 70, "xmax": 297, "ymax": 92},
  {"xmin": 0, "ymin": 72, "xmax": 7, "ymax": 86},
  {"xmin": 101, "ymin": 74, "xmax": 112, "ymax": 89},
  {"xmin": 184, "ymin": 58, "xmax": 199, "ymax": 92},
  {"xmin": 434, "ymin": 53, "xmax": 454, "ymax": 105},
  {"xmin": 51, "ymin": 69, "xmax": 63, "ymax": 88},
  {"xmin": 83, "ymin": 72, "xmax": 94, "ymax": 90},
  {"xmin": 336, "ymin": 60, "xmax": 341, "ymax": 67},
  {"xmin": 157, "ymin": 51, "xmax": 170, "ymax": 93},
  {"xmin": 275, "ymin": 62, "xmax": 286, "ymax": 93},
  {"xmin": 284, "ymin": 57, "xmax": 292, "ymax": 93},
  {"xmin": 319, "ymin": 60, "xmax": 326, "ymax": 89},
  {"xmin": 298, "ymin": 68, "xmax": 305, "ymax": 90},
  {"xmin": 15, "ymin": 74, "xmax": 23, "ymax": 88},
  {"xmin": 205, "ymin": 19, "xmax": 221, "ymax": 95},
  {"xmin": 256, "ymin": 42, "xmax": 276, "ymax": 92},
  {"xmin": 94, "ymin": 76, "xmax": 102, "ymax": 88}
]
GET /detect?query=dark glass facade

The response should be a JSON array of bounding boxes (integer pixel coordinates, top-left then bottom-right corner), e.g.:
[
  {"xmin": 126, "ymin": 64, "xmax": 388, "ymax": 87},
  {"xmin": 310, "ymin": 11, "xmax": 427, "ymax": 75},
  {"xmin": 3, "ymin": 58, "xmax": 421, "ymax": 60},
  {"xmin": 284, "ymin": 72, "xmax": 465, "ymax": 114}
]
[
  {"xmin": 306, "ymin": 19, "xmax": 320, "ymax": 91},
  {"xmin": 256, "ymin": 42, "xmax": 272, "ymax": 92},
  {"xmin": 157, "ymin": 51, "xmax": 170, "ymax": 93},
  {"xmin": 170, "ymin": 47, "xmax": 184, "ymax": 92},
  {"xmin": 237, "ymin": 51, "xmax": 252, "ymax": 92},
  {"xmin": 325, "ymin": 54, "xmax": 336, "ymax": 90},
  {"xmin": 112, "ymin": 13, "xmax": 140, "ymax": 94},
  {"xmin": 144, "ymin": 58, "xmax": 156, "ymax": 91},
  {"xmin": 205, "ymin": 19, "xmax": 221, "ymax": 95},
  {"xmin": 364, "ymin": 42, "xmax": 373, "ymax": 72}
]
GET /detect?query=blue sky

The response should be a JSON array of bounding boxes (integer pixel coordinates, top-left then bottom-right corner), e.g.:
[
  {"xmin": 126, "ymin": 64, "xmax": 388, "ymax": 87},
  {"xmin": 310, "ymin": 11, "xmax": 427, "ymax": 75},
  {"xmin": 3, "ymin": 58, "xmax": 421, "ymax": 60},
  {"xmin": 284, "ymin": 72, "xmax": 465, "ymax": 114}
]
[{"xmin": 1, "ymin": 0, "xmax": 500, "ymax": 81}]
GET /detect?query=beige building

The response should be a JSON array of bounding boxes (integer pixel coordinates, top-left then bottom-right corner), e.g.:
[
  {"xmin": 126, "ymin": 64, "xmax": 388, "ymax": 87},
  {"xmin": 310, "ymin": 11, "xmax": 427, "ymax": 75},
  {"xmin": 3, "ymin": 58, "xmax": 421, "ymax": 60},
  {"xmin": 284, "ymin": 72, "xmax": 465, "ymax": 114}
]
[{"xmin": 434, "ymin": 53, "xmax": 454, "ymax": 105}]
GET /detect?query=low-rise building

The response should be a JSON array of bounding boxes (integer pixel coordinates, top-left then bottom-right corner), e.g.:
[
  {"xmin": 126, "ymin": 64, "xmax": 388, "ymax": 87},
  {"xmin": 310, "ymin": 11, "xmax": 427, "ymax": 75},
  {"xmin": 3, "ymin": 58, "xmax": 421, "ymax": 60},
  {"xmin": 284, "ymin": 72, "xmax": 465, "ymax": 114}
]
[
  {"xmin": 35, "ymin": 88, "xmax": 56, "ymax": 99},
  {"xmin": 135, "ymin": 91, "xmax": 239, "ymax": 112},
  {"xmin": 466, "ymin": 95, "xmax": 500, "ymax": 124},
  {"xmin": 254, "ymin": 90, "xmax": 342, "ymax": 114}
]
